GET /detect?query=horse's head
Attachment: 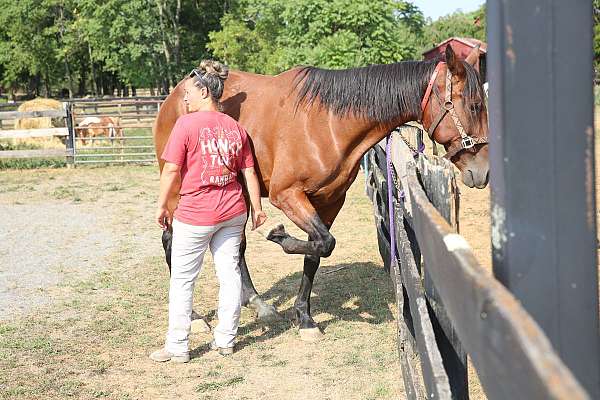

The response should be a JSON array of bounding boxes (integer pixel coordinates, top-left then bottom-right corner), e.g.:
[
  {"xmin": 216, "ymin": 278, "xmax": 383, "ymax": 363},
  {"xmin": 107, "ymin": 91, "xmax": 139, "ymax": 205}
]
[{"xmin": 421, "ymin": 45, "xmax": 489, "ymax": 189}]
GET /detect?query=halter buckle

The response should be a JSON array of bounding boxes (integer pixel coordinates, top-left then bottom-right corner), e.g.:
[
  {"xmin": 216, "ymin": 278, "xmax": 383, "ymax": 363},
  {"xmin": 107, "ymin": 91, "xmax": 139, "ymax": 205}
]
[{"xmin": 461, "ymin": 136, "xmax": 475, "ymax": 149}]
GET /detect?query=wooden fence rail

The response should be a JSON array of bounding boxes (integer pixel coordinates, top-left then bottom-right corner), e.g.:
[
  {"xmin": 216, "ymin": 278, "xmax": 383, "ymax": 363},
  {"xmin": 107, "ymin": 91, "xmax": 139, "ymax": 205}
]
[{"xmin": 364, "ymin": 127, "xmax": 590, "ymax": 399}]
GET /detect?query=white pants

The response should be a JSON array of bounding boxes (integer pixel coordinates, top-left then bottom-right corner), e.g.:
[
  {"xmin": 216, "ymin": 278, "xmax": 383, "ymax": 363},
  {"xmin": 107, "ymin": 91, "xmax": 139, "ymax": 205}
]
[{"xmin": 165, "ymin": 214, "xmax": 246, "ymax": 355}]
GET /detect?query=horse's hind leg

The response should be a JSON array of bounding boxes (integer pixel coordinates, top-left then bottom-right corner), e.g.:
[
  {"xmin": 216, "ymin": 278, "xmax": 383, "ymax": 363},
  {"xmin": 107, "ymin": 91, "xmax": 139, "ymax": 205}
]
[
  {"xmin": 239, "ymin": 229, "xmax": 280, "ymax": 320},
  {"xmin": 161, "ymin": 228, "xmax": 172, "ymax": 274}
]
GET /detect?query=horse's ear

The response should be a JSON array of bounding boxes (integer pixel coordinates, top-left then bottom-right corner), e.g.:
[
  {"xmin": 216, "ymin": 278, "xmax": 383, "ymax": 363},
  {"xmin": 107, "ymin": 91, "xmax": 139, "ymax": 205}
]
[
  {"xmin": 465, "ymin": 44, "xmax": 480, "ymax": 67},
  {"xmin": 445, "ymin": 45, "xmax": 465, "ymax": 76}
]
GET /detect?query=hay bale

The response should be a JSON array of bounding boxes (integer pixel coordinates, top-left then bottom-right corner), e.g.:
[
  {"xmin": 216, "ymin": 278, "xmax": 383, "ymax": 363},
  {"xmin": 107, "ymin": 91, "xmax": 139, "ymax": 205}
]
[
  {"xmin": 14, "ymin": 98, "xmax": 63, "ymax": 129},
  {"xmin": 11, "ymin": 98, "xmax": 65, "ymax": 149}
]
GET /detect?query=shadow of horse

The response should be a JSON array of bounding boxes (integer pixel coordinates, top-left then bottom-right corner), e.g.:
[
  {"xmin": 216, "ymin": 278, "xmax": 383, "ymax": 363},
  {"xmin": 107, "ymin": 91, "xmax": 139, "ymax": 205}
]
[{"xmin": 224, "ymin": 261, "xmax": 396, "ymax": 352}]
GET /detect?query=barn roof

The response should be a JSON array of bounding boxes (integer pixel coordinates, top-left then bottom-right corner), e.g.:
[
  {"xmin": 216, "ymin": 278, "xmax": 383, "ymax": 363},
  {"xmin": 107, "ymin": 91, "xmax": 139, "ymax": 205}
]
[{"xmin": 422, "ymin": 37, "xmax": 487, "ymax": 59}]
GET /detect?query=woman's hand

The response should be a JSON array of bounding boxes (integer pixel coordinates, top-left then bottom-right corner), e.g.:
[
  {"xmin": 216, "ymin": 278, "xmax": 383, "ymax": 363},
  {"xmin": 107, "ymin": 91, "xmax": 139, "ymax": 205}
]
[
  {"xmin": 156, "ymin": 206, "xmax": 172, "ymax": 230},
  {"xmin": 251, "ymin": 209, "xmax": 267, "ymax": 231}
]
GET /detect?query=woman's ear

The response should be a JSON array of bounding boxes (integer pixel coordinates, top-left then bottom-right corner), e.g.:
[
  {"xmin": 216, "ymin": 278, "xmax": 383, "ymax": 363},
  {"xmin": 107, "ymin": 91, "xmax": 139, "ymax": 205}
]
[{"xmin": 200, "ymin": 86, "xmax": 211, "ymax": 100}]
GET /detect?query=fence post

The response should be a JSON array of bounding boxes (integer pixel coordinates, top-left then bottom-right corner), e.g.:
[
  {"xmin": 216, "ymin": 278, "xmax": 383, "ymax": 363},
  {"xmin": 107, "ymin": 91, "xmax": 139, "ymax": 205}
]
[
  {"xmin": 64, "ymin": 102, "xmax": 75, "ymax": 167},
  {"xmin": 487, "ymin": 1, "xmax": 599, "ymax": 397}
]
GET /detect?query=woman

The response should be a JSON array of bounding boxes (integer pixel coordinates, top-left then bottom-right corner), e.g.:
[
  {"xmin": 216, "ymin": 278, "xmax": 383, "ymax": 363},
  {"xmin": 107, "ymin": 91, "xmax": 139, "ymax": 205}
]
[{"xmin": 150, "ymin": 60, "xmax": 267, "ymax": 363}]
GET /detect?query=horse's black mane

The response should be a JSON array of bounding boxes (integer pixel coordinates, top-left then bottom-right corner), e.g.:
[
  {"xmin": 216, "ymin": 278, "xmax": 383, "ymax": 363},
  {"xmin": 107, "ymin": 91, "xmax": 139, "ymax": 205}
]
[{"xmin": 294, "ymin": 59, "xmax": 485, "ymax": 125}]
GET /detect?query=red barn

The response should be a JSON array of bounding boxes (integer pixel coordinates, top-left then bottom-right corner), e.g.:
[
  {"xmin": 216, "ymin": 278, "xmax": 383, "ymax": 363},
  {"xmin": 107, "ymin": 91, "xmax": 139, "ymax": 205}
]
[{"xmin": 422, "ymin": 37, "xmax": 487, "ymax": 82}]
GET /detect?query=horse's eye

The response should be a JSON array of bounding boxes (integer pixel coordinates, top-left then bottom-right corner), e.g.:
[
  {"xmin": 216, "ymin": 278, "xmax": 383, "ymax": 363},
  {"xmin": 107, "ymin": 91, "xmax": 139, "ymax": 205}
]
[{"xmin": 469, "ymin": 103, "xmax": 481, "ymax": 113}]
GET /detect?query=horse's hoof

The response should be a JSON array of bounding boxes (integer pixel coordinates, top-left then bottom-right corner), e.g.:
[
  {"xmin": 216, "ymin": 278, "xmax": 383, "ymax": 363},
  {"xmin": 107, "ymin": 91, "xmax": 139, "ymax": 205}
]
[
  {"xmin": 248, "ymin": 295, "xmax": 281, "ymax": 321},
  {"xmin": 266, "ymin": 224, "xmax": 286, "ymax": 241},
  {"xmin": 191, "ymin": 318, "xmax": 211, "ymax": 333},
  {"xmin": 190, "ymin": 311, "xmax": 211, "ymax": 333},
  {"xmin": 299, "ymin": 327, "xmax": 324, "ymax": 342}
]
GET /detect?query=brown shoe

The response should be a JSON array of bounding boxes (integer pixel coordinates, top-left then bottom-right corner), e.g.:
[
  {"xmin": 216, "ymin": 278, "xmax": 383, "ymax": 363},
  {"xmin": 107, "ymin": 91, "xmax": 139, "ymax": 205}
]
[
  {"xmin": 210, "ymin": 340, "xmax": 234, "ymax": 356},
  {"xmin": 149, "ymin": 348, "xmax": 190, "ymax": 363}
]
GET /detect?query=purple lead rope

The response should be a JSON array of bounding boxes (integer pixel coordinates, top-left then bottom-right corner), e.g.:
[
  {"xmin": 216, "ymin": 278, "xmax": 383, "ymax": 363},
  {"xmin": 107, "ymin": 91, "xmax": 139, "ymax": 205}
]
[{"xmin": 385, "ymin": 135, "xmax": 396, "ymax": 269}]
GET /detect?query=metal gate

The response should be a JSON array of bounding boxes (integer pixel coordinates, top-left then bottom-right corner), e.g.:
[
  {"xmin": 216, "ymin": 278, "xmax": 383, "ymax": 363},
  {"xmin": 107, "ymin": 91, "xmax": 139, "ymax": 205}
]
[{"xmin": 67, "ymin": 97, "xmax": 164, "ymax": 165}]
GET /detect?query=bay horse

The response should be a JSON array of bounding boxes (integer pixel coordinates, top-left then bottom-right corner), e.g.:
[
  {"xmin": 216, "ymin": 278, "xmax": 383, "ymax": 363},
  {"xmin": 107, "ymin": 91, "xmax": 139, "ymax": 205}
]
[{"xmin": 153, "ymin": 45, "xmax": 489, "ymax": 341}]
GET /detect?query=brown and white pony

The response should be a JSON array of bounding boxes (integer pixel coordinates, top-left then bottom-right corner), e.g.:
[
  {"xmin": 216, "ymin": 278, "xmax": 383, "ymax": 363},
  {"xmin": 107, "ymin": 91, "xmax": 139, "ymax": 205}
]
[
  {"xmin": 77, "ymin": 116, "xmax": 123, "ymax": 145},
  {"xmin": 153, "ymin": 46, "xmax": 489, "ymax": 341}
]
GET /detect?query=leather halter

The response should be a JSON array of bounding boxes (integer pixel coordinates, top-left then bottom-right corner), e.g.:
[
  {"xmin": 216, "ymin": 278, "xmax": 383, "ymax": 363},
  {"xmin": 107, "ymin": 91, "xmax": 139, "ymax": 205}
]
[{"xmin": 420, "ymin": 62, "xmax": 488, "ymax": 159}]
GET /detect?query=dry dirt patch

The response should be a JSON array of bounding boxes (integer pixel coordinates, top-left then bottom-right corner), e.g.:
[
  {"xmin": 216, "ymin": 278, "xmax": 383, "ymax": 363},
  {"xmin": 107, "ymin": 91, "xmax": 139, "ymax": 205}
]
[{"xmin": 0, "ymin": 166, "xmax": 402, "ymax": 400}]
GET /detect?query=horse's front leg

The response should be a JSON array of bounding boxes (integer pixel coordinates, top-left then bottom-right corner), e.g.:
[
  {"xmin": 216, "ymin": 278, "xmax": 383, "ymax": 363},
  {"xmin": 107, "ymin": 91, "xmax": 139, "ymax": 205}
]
[
  {"xmin": 266, "ymin": 189, "xmax": 345, "ymax": 341},
  {"xmin": 266, "ymin": 189, "xmax": 336, "ymax": 258},
  {"xmin": 294, "ymin": 253, "xmax": 324, "ymax": 341}
]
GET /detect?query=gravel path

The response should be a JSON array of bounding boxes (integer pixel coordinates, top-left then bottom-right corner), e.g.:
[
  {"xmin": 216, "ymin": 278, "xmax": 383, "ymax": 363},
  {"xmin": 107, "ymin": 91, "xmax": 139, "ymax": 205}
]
[
  {"xmin": 0, "ymin": 204, "xmax": 116, "ymax": 319},
  {"xmin": 0, "ymin": 167, "xmax": 160, "ymax": 321}
]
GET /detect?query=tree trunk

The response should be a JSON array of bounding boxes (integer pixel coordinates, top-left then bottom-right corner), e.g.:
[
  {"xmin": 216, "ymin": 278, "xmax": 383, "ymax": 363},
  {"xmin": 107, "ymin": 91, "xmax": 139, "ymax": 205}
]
[
  {"xmin": 58, "ymin": 6, "xmax": 75, "ymax": 98},
  {"xmin": 78, "ymin": 67, "xmax": 87, "ymax": 97},
  {"xmin": 44, "ymin": 69, "xmax": 51, "ymax": 98},
  {"xmin": 34, "ymin": 73, "xmax": 41, "ymax": 97},
  {"xmin": 99, "ymin": 67, "xmax": 106, "ymax": 96},
  {"xmin": 88, "ymin": 43, "xmax": 98, "ymax": 96}
]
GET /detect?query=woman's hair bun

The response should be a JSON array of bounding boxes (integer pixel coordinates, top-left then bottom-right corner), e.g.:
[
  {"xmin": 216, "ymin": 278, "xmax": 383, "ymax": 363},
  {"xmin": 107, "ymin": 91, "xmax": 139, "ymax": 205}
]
[{"xmin": 199, "ymin": 60, "xmax": 229, "ymax": 80}]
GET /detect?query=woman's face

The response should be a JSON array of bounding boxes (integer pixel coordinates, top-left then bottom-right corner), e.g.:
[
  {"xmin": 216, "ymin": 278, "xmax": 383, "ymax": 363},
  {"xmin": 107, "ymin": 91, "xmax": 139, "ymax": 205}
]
[{"xmin": 183, "ymin": 79, "xmax": 209, "ymax": 113}]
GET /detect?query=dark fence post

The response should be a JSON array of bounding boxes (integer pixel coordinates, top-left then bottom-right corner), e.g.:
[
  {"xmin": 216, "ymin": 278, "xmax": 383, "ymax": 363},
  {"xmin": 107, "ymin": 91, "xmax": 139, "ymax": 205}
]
[
  {"xmin": 64, "ymin": 102, "xmax": 74, "ymax": 167},
  {"xmin": 487, "ymin": 1, "xmax": 599, "ymax": 397}
]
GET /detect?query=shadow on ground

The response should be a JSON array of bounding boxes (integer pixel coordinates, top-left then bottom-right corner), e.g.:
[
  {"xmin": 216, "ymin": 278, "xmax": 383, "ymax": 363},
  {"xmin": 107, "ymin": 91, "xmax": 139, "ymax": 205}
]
[{"xmin": 198, "ymin": 261, "xmax": 396, "ymax": 354}]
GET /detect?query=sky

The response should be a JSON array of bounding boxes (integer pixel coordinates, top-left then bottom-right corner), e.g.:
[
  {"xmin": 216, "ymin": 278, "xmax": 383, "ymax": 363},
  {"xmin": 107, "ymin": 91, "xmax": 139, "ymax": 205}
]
[{"xmin": 410, "ymin": 0, "xmax": 485, "ymax": 21}]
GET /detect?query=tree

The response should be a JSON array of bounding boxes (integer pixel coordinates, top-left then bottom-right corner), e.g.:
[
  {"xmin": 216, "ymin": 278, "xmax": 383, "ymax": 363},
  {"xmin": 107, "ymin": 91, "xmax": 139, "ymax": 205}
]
[
  {"xmin": 207, "ymin": 0, "xmax": 425, "ymax": 73},
  {"xmin": 419, "ymin": 5, "xmax": 486, "ymax": 55}
]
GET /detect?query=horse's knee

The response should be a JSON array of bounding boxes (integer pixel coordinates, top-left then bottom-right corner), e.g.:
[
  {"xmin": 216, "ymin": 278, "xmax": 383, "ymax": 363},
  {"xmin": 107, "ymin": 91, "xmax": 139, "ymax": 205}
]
[{"xmin": 318, "ymin": 235, "xmax": 336, "ymax": 258}]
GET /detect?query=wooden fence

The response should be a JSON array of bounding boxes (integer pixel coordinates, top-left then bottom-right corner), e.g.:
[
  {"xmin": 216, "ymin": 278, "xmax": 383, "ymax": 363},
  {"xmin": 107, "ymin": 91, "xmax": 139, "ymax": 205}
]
[
  {"xmin": 0, "ymin": 96, "xmax": 165, "ymax": 165},
  {"xmin": 364, "ymin": 126, "xmax": 590, "ymax": 399},
  {"xmin": 0, "ymin": 107, "xmax": 69, "ymax": 160}
]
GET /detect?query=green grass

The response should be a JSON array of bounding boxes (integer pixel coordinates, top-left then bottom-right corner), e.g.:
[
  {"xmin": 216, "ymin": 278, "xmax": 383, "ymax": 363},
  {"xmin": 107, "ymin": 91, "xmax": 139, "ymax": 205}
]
[
  {"xmin": 0, "ymin": 158, "xmax": 66, "ymax": 169},
  {"xmin": 0, "ymin": 141, "xmax": 43, "ymax": 151},
  {"xmin": 74, "ymin": 127, "xmax": 155, "ymax": 164},
  {"xmin": 195, "ymin": 377, "xmax": 245, "ymax": 393}
]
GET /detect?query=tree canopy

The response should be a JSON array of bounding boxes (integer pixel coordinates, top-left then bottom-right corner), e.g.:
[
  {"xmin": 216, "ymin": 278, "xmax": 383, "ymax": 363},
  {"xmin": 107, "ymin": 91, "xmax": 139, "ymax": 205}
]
[{"xmin": 0, "ymin": 1, "xmax": 491, "ymax": 99}]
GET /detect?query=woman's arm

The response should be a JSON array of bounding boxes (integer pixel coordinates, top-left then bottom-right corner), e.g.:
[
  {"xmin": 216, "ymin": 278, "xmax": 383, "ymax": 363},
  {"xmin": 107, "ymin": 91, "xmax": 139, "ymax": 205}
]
[
  {"xmin": 241, "ymin": 166, "xmax": 267, "ymax": 230},
  {"xmin": 156, "ymin": 162, "xmax": 181, "ymax": 230}
]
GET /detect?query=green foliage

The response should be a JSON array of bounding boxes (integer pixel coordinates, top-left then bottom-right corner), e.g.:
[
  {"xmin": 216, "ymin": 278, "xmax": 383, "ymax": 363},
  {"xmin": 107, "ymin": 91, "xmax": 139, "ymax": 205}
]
[
  {"xmin": 0, "ymin": 0, "xmax": 225, "ymax": 97},
  {"xmin": 419, "ymin": 5, "xmax": 486, "ymax": 55},
  {"xmin": 0, "ymin": 158, "xmax": 66, "ymax": 170},
  {"xmin": 0, "ymin": 1, "xmax": 540, "ymax": 95},
  {"xmin": 207, "ymin": 0, "xmax": 425, "ymax": 73}
]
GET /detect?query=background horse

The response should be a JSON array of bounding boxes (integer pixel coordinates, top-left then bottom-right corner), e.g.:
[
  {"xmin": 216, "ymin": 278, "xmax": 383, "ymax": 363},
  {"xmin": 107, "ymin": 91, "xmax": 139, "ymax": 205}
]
[
  {"xmin": 153, "ymin": 45, "xmax": 489, "ymax": 341},
  {"xmin": 77, "ymin": 116, "xmax": 123, "ymax": 145}
]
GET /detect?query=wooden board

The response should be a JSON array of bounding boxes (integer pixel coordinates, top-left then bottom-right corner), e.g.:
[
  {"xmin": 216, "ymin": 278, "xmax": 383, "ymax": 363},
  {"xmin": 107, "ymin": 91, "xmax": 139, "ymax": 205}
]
[
  {"xmin": 0, "ymin": 110, "xmax": 66, "ymax": 120},
  {"xmin": 0, "ymin": 128, "xmax": 68, "ymax": 139},
  {"xmin": 0, "ymin": 149, "xmax": 66, "ymax": 159},
  {"xmin": 406, "ymin": 161, "xmax": 589, "ymax": 400}
]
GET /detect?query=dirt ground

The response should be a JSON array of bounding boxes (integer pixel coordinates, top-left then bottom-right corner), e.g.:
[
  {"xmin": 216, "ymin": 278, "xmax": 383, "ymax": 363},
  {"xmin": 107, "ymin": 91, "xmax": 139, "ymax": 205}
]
[{"xmin": 0, "ymin": 166, "xmax": 403, "ymax": 400}]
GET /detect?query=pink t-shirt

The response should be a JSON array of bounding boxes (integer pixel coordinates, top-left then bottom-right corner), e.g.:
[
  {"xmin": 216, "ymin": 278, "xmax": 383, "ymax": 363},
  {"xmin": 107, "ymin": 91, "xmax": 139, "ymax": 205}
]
[{"xmin": 161, "ymin": 111, "xmax": 254, "ymax": 226}]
